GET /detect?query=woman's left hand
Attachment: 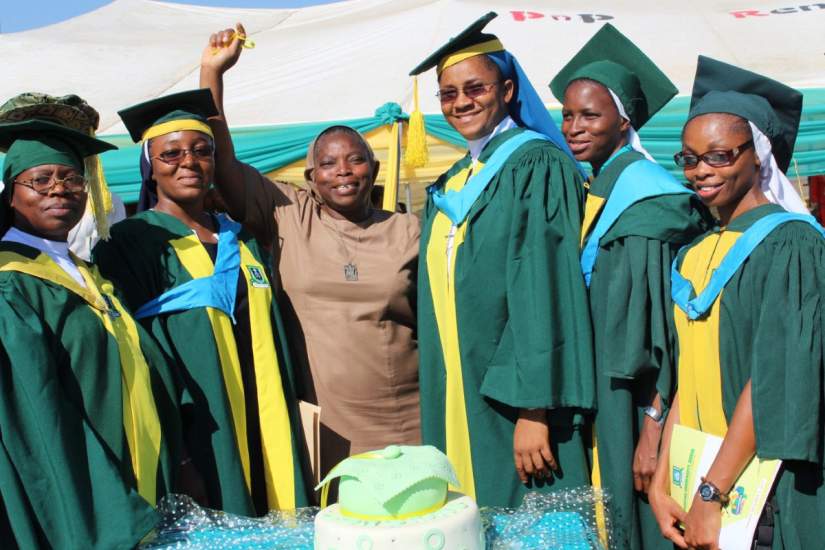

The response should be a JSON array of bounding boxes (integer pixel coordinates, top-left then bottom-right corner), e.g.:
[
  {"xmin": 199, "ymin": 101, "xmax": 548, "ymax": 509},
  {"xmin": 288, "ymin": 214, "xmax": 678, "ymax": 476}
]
[{"xmin": 682, "ymin": 493, "xmax": 722, "ymax": 550}]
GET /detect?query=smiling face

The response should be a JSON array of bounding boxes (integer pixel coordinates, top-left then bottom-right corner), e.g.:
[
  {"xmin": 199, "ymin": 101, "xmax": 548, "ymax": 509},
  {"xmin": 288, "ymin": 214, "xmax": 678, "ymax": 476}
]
[
  {"xmin": 149, "ymin": 130, "xmax": 215, "ymax": 207},
  {"xmin": 438, "ymin": 55, "xmax": 514, "ymax": 141},
  {"xmin": 308, "ymin": 130, "xmax": 378, "ymax": 221},
  {"xmin": 10, "ymin": 163, "xmax": 87, "ymax": 241},
  {"xmin": 561, "ymin": 79, "xmax": 629, "ymax": 170},
  {"xmin": 681, "ymin": 113, "xmax": 763, "ymax": 223}
]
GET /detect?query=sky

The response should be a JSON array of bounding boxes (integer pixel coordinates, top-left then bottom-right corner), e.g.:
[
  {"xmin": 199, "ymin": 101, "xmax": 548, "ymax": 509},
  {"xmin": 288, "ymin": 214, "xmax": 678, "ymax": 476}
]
[{"xmin": 1, "ymin": 0, "xmax": 337, "ymax": 33}]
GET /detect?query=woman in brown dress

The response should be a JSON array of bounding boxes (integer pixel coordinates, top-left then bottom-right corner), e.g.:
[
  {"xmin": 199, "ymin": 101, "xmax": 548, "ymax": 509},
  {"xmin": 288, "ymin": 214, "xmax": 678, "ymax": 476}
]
[{"xmin": 200, "ymin": 24, "xmax": 420, "ymax": 478}]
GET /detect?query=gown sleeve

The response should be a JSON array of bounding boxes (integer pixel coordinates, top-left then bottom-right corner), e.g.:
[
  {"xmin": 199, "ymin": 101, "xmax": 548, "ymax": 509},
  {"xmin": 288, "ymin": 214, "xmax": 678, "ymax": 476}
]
[
  {"xmin": 747, "ymin": 222, "xmax": 825, "ymax": 463},
  {"xmin": 478, "ymin": 145, "xmax": 596, "ymax": 411},
  {"xmin": 0, "ymin": 279, "xmax": 157, "ymax": 549},
  {"xmin": 588, "ymin": 235, "xmax": 679, "ymax": 403}
]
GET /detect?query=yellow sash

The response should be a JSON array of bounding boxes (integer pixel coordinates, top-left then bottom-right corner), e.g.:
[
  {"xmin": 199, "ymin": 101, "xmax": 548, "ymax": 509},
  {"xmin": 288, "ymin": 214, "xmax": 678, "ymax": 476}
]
[
  {"xmin": 674, "ymin": 230, "xmax": 743, "ymax": 437},
  {"xmin": 580, "ymin": 194, "xmax": 606, "ymax": 248},
  {"xmin": 0, "ymin": 251, "xmax": 163, "ymax": 505},
  {"xmin": 425, "ymin": 163, "xmax": 480, "ymax": 500},
  {"xmin": 169, "ymin": 234, "xmax": 296, "ymax": 510}
]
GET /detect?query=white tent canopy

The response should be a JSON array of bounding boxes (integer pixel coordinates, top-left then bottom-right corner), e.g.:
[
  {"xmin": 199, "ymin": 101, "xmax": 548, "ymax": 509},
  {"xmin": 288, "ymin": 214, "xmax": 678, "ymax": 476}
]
[{"xmin": 2, "ymin": 0, "xmax": 824, "ymax": 134}]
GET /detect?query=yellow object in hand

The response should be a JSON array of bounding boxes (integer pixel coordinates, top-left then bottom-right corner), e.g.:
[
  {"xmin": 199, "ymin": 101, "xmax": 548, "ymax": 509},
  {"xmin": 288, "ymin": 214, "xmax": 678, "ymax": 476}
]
[{"xmin": 211, "ymin": 31, "xmax": 255, "ymax": 55}]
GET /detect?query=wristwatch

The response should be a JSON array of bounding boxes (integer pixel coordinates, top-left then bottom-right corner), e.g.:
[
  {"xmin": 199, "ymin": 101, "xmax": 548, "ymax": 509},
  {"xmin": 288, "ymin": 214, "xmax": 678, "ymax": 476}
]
[
  {"xmin": 643, "ymin": 405, "xmax": 664, "ymax": 424},
  {"xmin": 697, "ymin": 477, "xmax": 730, "ymax": 506}
]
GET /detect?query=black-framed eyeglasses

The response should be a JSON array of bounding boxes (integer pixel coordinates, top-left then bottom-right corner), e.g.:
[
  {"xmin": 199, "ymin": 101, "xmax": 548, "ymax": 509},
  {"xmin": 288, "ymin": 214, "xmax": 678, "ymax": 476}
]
[
  {"xmin": 436, "ymin": 81, "xmax": 501, "ymax": 104},
  {"xmin": 674, "ymin": 140, "xmax": 754, "ymax": 168},
  {"xmin": 153, "ymin": 144, "xmax": 215, "ymax": 165},
  {"xmin": 14, "ymin": 173, "xmax": 87, "ymax": 195}
]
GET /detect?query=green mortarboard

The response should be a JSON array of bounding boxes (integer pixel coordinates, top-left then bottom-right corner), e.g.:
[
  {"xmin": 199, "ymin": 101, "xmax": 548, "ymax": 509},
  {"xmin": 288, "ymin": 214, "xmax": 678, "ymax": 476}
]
[
  {"xmin": 118, "ymin": 88, "xmax": 218, "ymax": 142},
  {"xmin": 549, "ymin": 24, "xmax": 677, "ymax": 129},
  {"xmin": 687, "ymin": 56, "xmax": 802, "ymax": 172},
  {"xmin": 409, "ymin": 11, "xmax": 502, "ymax": 76},
  {"xmin": 0, "ymin": 119, "xmax": 116, "ymax": 184}
]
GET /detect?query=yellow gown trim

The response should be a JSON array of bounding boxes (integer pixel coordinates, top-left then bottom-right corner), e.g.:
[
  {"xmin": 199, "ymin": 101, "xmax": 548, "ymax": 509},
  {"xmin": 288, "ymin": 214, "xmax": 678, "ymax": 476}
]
[
  {"xmin": 239, "ymin": 244, "xmax": 296, "ymax": 510},
  {"xmin": 674, "ymin": 230, "xmax": 743, "ymax": 437},
  {"xmin": 580, "ymin": 188, "xmax": 608, "ymax": 542},
  {"xmin": 0, "ymin": 251, "xmax": 163, "ymax": 505},
  {"xmin": 580, "ymin": 194, "xmax": 606, "ymax": 248},
  {"xmin": 169, "ymin": 234, "xmax": 296, "ymax": 510},
  {"xmin": 425, "ymin": 163, "xmax": 480, "ymax": 500}
]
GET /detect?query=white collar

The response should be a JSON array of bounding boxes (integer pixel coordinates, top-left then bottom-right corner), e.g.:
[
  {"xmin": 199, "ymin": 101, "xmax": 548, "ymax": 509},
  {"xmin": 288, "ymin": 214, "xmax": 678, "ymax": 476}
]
[
  {"xmin": 1, "ymin": 226, "xmax": 87, "ymax": 287},
  {"xmin": 467, "ymin": 116, "xmax": 517, "ymax": 163}
]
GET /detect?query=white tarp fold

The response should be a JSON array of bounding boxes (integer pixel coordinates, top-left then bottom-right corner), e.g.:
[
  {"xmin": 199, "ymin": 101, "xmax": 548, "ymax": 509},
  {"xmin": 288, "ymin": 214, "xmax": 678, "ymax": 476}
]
[{"xmin": 2, "ymin": 0, "xmax": 824, "ymax": 133}]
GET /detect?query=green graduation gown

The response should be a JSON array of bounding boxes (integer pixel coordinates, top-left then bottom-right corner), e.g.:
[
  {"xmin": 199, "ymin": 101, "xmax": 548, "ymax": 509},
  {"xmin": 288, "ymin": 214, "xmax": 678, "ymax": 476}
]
[
  {"xmin": 418, "ymin": 127, "xmax": 595, "ymax": 508},
  {"xmin": 0, "ymin": 242, "xmax": 180, "ymax": 549},
  {"xmin": 582, "ymin": 149, "xmax": 711, "ymax": 549},
  {"xmin": 93, "ymin": 210, "xmax": 309, "ymax": 516},
  {"xmin": 673, "ymin": 203, "xmax": 825, "ymax": 549}
]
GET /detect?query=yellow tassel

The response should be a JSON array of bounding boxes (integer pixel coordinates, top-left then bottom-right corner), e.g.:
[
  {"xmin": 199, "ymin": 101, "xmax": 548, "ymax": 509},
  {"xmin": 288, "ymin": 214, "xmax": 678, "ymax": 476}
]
[
  {"xmin": 404, "ymin": 76, "xmax": 428, "ymax": 168},
  {"xmin": 86, "ymin": 128, "xmax": 114, "ymax": 240}
]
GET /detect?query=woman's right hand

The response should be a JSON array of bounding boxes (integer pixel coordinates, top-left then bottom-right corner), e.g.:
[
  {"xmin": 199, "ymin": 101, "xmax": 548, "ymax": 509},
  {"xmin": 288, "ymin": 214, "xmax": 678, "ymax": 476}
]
[
  {"xmin": 648, "ymin": 472, "xmax": 688, "ymax": 548},
  {"xmin": 201, "ymin": 22, "xmax": 247, "ymax": 76}
]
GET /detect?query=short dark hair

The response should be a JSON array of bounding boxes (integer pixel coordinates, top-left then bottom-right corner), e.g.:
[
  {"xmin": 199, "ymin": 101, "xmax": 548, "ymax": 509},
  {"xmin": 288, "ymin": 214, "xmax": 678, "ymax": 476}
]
[{"xmin": 312, "ymin": 126, "xmax": 375, "ymax": 165}]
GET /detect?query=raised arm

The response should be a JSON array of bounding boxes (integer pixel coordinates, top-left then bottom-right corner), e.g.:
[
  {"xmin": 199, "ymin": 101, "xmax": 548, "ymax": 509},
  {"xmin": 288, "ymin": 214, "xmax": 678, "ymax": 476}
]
[{"xmin": 199, "ymin": 23, "xmax": 249, "ymax": 220}]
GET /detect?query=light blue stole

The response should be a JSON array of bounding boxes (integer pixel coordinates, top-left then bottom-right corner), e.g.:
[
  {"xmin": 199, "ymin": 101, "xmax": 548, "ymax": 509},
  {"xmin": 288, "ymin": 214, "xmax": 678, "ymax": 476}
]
[
  {"xmin": 580, "ymin": 156, "xmax": 693, "ymax": 287},
  {"xmin": 429, "ymin": 130, "xmax": 548, "ymax": 225},
  {"xmin": 134, "ymin": 213, "xmax": 242, "ymax": 322},
  {"xmin": 671, "ymin": 212, "xmax": 825, "ymax": 320}
]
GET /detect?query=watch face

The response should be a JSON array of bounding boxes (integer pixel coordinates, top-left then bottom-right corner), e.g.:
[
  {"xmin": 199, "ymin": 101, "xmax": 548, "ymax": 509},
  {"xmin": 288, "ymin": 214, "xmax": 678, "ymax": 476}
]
[{"xmin": 699, "ymin": 484, "xmax": 714, "ymax": 500}]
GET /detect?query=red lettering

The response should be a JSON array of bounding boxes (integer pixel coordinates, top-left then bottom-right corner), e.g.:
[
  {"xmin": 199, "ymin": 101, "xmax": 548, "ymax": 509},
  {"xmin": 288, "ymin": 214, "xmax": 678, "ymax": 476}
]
[
  {"xmin": 730, "ymin": 9, "xmax": 769, "ymax": 18},
  {"xmin": 527, "ymin": 11, "xmax": 545, "ymax": 19},
  {"xmin": 510, "ymin": 11, "xmax": 527, "ymax": 21}
]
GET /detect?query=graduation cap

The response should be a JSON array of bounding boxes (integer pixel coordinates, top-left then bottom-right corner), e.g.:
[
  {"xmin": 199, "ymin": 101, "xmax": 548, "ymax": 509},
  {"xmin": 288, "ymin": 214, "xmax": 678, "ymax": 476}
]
[
  {"xmin": 118, "ymin": 88, "xmax": 218, "ymax": 143},
  {"xmin": 404, "ymin": 11, "xmax": 579, "ymax": 168},
  {"xmin": 0, "ymin": 119, "xmax": 116, "ymax": 183},
  {"xmin": 687, "ymin": 56, "xmax": 802, "ymax": 172},
  {"xmin": 549, "ymin": 24, "xmax": 677, "ymax": 130},
  {"xmin": 409, "ymin": 12, "xmax": 503, "ymax": 76}
]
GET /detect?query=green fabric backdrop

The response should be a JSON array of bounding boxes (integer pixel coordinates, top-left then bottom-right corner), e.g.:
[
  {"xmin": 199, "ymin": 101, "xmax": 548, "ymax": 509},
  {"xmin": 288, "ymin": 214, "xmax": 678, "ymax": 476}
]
[{"xmin": 5, "ymin": 91, "xmax": 824, "ymax": 203}]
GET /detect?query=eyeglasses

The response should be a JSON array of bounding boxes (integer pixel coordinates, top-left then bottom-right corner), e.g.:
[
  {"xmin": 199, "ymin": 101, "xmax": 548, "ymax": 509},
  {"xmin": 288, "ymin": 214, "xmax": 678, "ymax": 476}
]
[
  {"xmin": 153, "ymin": 144, "xmax": 215, "ymax": 165},
  {"xmin": 14, "ymin": 173, "xmax": 87, "ymax": 195},
  {"xmin": 436, "ymin": 81, "xmax": 501, "ymax": 104},
  {"xmin": 674, "ymin": 140, "xmax": 754, "ymax": 168}
]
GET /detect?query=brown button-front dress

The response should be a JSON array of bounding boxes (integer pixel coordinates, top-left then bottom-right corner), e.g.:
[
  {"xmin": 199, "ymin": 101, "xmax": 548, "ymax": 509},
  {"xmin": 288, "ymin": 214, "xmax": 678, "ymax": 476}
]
[{"xmin": 240, "ymin": 164, "xmax": 421, "ymax": 477}]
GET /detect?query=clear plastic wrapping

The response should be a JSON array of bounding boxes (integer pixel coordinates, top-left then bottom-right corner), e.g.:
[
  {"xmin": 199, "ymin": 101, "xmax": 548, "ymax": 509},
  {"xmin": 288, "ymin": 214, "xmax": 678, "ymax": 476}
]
[
  {"xmin": 143, "ymin": 487, "xmax": 614, "ymax": 549},
  {"xmin": 481, "ymin": 487, "xmax": 614, "ymax": 549}
]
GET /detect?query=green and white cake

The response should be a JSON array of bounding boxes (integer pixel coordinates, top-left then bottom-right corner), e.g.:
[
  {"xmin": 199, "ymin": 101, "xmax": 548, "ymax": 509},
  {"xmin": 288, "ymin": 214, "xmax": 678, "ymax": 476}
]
[{"xmin": 314, "ymin": 445, "xmax": 484, "ymax": 550}]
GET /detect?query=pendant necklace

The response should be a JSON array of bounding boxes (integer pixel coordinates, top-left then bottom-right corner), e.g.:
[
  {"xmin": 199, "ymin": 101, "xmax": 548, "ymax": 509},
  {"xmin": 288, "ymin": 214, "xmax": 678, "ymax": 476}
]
[{"xmin": 326, "ymin": 217, "xmax": 364, "ymax": 282}]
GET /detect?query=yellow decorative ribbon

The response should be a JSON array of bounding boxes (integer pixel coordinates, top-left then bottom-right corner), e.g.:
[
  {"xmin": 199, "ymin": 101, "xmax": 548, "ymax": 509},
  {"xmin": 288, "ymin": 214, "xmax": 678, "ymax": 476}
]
[
  {"xmin": 339, "ymin": 498, "xmax": 447, "ymax": 521},
  {"xmin": 142, "ymin": 119, "xmax": 214, "ymax": 142},
  {"xmin": 0, "ymin": 251, "xmax": 163, "ymax": 505},
  {"xmin": 382, "ymin": 120, "xmax": 401, "ymax": 211},
  {"xmin": 212, "ymin": 31, "xmax": 256, "ymax": 54},
  {"xmin": 437, "ymin": 38, "xmax": 504, "ymax": 75}
]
